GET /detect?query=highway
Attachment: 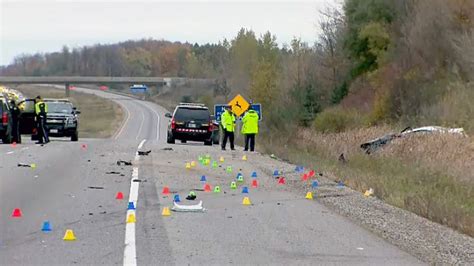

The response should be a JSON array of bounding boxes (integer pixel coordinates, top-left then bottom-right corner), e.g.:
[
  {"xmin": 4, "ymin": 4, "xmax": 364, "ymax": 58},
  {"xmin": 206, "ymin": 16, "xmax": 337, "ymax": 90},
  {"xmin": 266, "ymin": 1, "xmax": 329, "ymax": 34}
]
[{"xmin": 0, "ymin": 88, "xmax": 422, "ymax": 265}]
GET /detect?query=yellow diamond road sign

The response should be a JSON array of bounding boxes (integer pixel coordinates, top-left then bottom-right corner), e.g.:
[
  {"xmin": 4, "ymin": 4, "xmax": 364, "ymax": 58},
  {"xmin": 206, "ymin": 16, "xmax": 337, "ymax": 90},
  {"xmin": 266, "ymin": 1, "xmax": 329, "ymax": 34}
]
[{"xmin": 228, "ymin": 94, "xmax": 250, "ymax": 117}]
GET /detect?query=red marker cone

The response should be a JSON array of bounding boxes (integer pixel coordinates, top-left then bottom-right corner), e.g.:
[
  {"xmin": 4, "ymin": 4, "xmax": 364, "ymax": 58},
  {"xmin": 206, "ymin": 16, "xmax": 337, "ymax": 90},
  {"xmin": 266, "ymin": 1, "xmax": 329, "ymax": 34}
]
[
  {"xmin": 116, "ymin": 192, "xmax": 124, "ymax": 200},
  {"xmin": 81, "ymin": 144, "xmax": 87, "ymax": 150},
  {"xmin": 308, "ymin": 170, "xmax": 315, "ymax": 177},
  {"xmin": 278, "ymin": 177, "xmax": 286, "ymax": 184},
  {"xmin": 251, "ymin": 179, "xmax": 258, "ymax": 188},
  {"xmin": 11, "ymin": 142, "xmax": 17, "ymax": 148},
  {"xmin": 12, "ymin": 208, "xmax": 22, "ymax": 217},
  {"xmin": 204, "ymin": 183, "xmax": 211, "ymax": 192},
  {"xmin": 301, "ymin": 173, "xmax": 309, "ymax": 181},
  {"xmin": 162, "ymin": 186, "xmax": 170, "ymax": 195}
]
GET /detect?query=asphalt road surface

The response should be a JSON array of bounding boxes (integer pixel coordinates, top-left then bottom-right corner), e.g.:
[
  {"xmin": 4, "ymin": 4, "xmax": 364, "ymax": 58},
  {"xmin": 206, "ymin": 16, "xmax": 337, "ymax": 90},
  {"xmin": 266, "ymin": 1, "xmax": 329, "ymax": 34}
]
[{"xmin": 0, "ymin": 88, "xmax": 422, "ymax": 265}]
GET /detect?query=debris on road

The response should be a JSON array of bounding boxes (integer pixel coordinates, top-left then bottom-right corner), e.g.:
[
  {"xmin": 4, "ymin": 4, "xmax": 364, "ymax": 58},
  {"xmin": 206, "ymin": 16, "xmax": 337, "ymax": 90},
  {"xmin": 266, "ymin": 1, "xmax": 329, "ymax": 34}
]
[
  {"xmin": 162, "ymin": 147, "xmax": 173, "ymax": 151},
  {"xmin": 172, "ymin": 201, "xmax": 205, "ymax": 212},
  {"xmin": 88, "ymin": 186, "xmax": 104, "ymax": 190},
  {"xmin": 364, "ymin": 188, "xmax": 374, "ymax": 197},
  {"xmin": 138, "ymin": 150, "xmax": 151, "ymax": 156},
  {"xmin": 116, "ymin": 160, "xmax": 132, "ymax": 166},
  {"xmin": 132, "ymin": 179, "xmax": 146, "ymax": 182},
  {"xmin": 17, "ymin": 163, "xmax": 35, "ymax": 168},
  {"xmin": 186, "ymin": 191, "xmax": 197, "ymax": 200},
  {"xmin": 106, "ymin": 171, "xmax": 121, "ymax": 175}
]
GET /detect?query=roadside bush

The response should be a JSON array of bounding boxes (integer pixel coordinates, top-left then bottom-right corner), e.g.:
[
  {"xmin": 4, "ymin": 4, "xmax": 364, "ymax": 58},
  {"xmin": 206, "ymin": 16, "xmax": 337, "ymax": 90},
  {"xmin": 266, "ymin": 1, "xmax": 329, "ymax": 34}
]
[{"xmin": 313, "ymin": 107, "xmax": 367, "ymax": 133}]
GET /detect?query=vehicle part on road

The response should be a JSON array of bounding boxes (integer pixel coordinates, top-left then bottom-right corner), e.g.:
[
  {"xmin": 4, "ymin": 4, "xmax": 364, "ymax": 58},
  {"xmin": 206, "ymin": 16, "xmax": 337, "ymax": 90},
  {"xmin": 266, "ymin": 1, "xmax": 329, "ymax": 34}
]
[
  {"xmin": 242, "ymin": 155, "xmax": 247, "ymax": 161},
  {"xmin": 174, "ymin": 194, "xmax": 181, "ymax": 202},
  {"xmin": 186, "ymin": 191, "xmax": 197, "ymax": 200},
  {"xmin": 63, "ymin": 229, "xmax": 76, "ymax": 241},
  {"xmin": 162, "ymin": 207, "xmax": 172, "ymax": 216},
  {"xmin": 242, "ymin": 197, "xmax": 251, "ymax": 206},
  {"xmin": 312, "ymin": 181, "xmax": 319, "ymax": 188},
  {"xmin": 127, "ymin": 202, "xmax": 136, "ymax": 210},
  {"xmin": 126, "ymin": 213, "xmax": 136, "ymax": 223},
  {"xmin": 116, "ymin": 192, "xmax": 124, "ymax": 200},
  {"xmin": 230, "ymin": 181, "xmax": 237, "ymax": 190},
  {"xmin": 41, "ymin": 221, "xmax": 52, "ymax": 232},
  {"xmin": 137, "ymin": 150, "xmax": 151, "ymax": 156},
  {"xmin": 162, "ymin": 186, "xmax": 170, "ymax": 195},
  {"xmin": 204, "ymin": 183, "xmax": 212, "ymax": 192},
  {"xmin": 305, "ymin": 192, "xmax": 313, "ymax": 200},
  {"xmin": 242, "ymin": 187, "xmax": 249, "ymax": 194},
  {"xmin": 251, "ymin": 179, "xmax": 258, "ymax": 188},
  {"xmin": 12, "ymin": 208, "xmax": 22, "ymax": 217},
  {"xmin": 88, "ymin": 186, "xmax": 104, "ymax": 189},
  {"xmin": 117, "ymin": 160, "xmax": 132, "ymax": 166},
  {"xmin": 364, "ymin": 188, "xmax": 374, "ymax": 197},
  {"xmin": 200, "ymin": 175, "xmax": 207, "ymax": 182},
  {"xmin": 214, "ymin": 186, "xmax": 221, "ymax": 193},
  {"xmin": 172, "ymin": 201, "xmax": 205, "ymax": 212},
  {"xmin": 278, "ymin": 177, "xmax": 286, "ymax": 184}
]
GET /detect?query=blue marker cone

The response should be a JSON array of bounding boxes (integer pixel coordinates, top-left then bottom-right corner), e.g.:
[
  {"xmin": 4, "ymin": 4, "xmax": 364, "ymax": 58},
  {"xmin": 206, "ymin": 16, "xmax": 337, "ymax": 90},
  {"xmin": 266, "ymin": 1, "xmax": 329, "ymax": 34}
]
[
  {"xmin": 295, "ymin": 166, "xmax": 300, "ymax": 172},
  {"xmin": 236, "ymin": 173, "xmax": 243, "ymax": 179},
  {"xmin": 312, "ymin": 180, "xmax": 319, "ymax": 188},
  {"xmin": 251, "ymin": 171, "xmax": 257, "ymax": 178},
  {"xmin": 41, "ymin": 221, "xmax": 52, "ymax": 232},
  {"xmin": 127, "ymin": 202, "xmax": 135, "ymax": 210},
  {"xmin": 174, "ymin": 194, "xmax": 181, "ymax": 202},
  {"xmin": 200, "ymin": 175, "xmax": 206, "ymax": 182},
  {"xmin": 338, "ymin": 181, "xmax": 344, "ymax": 188},
  {"xmin": 273, "ymin": 170, "xmax": 279, "ymax": 177},
  {"xmin": 242, "ymin": 186, "xmax": 249, "ymax": 194}
]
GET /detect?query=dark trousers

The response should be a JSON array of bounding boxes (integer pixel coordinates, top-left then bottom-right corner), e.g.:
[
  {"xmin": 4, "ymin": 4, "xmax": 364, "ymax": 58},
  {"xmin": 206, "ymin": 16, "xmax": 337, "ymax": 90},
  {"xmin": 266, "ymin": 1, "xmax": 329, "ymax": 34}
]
[
  {"xmin": 244, "ymin": 134, "xmax": 256, "ymax": 151},
  {"xmin": 221, "ymin": 130, "xmax": 235, "ymax": 150},
  {"xmin": 11, "ymin": 118, "xmax": 21, "ymax": 143},
  {"xmin": 37, "ymin": 115, "xmax": 49, "ymax": 143}
]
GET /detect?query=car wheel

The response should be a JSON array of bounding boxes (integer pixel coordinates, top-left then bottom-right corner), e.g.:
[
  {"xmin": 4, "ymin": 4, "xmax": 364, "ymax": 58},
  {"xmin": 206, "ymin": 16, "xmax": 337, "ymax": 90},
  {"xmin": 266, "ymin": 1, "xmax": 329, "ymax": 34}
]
[
  {"xmin": 204, "ymin": 139, "xmax": 212, "ymax": 146},
  {"xmin": 1, "ymin": 133, "xmax": 12, "ymax": 144},
  {"xmin": 181, "ymin": 140, "xmax": 187, "ymax": 143},
  {"xmin": 71, "ymin": 130, "xmax": 79, "ymax": 142},
  {"xmin": 167, "ymin": 133, "xmax": 175, "ymax": 144}
]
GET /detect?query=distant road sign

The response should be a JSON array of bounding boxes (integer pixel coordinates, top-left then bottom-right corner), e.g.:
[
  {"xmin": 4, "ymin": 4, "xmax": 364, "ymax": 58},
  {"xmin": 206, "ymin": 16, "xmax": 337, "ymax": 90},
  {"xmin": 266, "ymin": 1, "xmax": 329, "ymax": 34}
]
[
  {"xmin": 228, "ymin": 94, "xmax": 250, "ymax": 117},
  {"xmin": 214, "ymin": 103, "xmax": 262, "ymax": 122},
  {"xmin": 130, "ymin": 84, "xmax": 148, "ymax": 93}
]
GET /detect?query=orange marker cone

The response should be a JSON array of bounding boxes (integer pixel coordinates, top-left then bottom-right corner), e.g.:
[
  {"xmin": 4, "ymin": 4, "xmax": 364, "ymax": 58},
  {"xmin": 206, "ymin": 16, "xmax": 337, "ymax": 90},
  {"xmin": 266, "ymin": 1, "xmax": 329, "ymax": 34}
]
[
  {"xmin": 251, "ymin": 179, "xmax": 258, "ymax": 188},
  {"xmin": 204, "ymin": 183, "xmax": 212, "ymax": 192},
  {"xmin": 162, "ymin": 186, "xmax": 170, "ymax": 195},
  {"xmin": 162, "ymin": 207, "xmax": 171, "ymax": 216},
  {"xmin": 116, "ymin": 192, "xmax": 124, "ymax": 200},
  {"xmin": 278, "ymin": 177, "xmax": 286, "ymax": 184},
  {"xmin": 12, "ymin": 208, "xmax": 22, "ymax": 217},
  {"xmin": 63, "ymin": 229, "xmax": 76, "ymax": 241}
]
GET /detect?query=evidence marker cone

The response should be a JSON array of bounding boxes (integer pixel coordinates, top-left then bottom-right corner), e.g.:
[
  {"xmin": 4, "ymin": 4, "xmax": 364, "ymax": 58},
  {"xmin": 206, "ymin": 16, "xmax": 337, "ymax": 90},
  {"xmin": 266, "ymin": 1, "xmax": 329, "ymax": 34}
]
[
  {"xmin": 230, "ymin": 181, "xmax": 237, "ymax": 190},
  {"xmin": 185, "ymin": 163, "xmax": 191, "ymax": 169},
  {"xmin": 116, "ymin": 192, "xmax": 124, "ymax": 200},
  {"xmin": 12, "ymin": 208, "xmax": 22, "ymax": 218},
  {"xmin": 162, "ymin": 186, "xmax": 170, "ymax": 195},
  {"xmin": 251, "ymin": 171, "xmax": 257, "ymax": 178},
  {"xmin": 278, "ymin": 177, "xmax": 286, "ymax": 184},
  {"xmin": 191, "ymin": 161, "xmax": 196, "ymax": 167},
  {"xmin": 11, "ymin": 142, "xmax": 17, "ymax": 148},
  {"xmin": 251, "ymin": 179, "xmax": 258, "ymax": 188},
  {"xmin": 305, "ymin": 192, "xmax": 313, "ymax": 200},
  {"xmin": 242, "ymin": 197, "xmax": 251, "ymax": 206},
  {"xmin": 126, "ymin": 213, "xmax": 136, "ymax": 223},
  {"xmin": 219, "ymin": 156, "xmax": 224, "ymax": 162},
  {"xmin": 200, "ymin": 175, "xmax": 207, "ymax": 182},
  {"xmin": 214, "ymin": 186, "xmax": 221, "ymax": 193},
  {"xmin": 162, "ymin": 207, "xmax": 171, "ymax": 216},
  {"xmin": 226, "ymin": 166, "xmax": 232, "ymax": 173},
  {"xmin": 242, "ymin": 187, "xmax": 249, "ymax": 194},
  {"xmin": 41, "ymin": 221, "xmax": 52, "ymax": 232},
  {"xmin": 212, "ymin": 161, "xmax": 218, "ymax": 169},
  {"xmin": 301, "ymin": 173, "xmax": 309, "ymax": 181},
  {"xmin": 127, "ymin": 202, "xmax": 135, "ymax": 210},
  {"xmin": 273, "ymin": 170, "xmax": 279, "ymax": 177},
  {"xmin": 237, "ymin": 174, "xmax": 244, "ymax": 183},
  {"xmin": 63, "ymin": 229, "xmax": 76, "ymax": 241},
  {"xmin": 30, "ymin": 163, "xmax": 36, "ymax": 169},
  {"xmin": 242, "ymin": 155, "xmax": 247, "ymax": 161},
  {"xmin": 308, "ymin": 170, "xmax": 315, "ymax": 177},
  {"xmin": 204, "ymin": 183, "xmax": 212, "ymax": 192},
  {"xmin": 174, "ymin": 194, "xmax": 181, "ymax": 202},
  {"xmin": 312, "ymin": 181, "xmax": 319, "ymax": 188}
]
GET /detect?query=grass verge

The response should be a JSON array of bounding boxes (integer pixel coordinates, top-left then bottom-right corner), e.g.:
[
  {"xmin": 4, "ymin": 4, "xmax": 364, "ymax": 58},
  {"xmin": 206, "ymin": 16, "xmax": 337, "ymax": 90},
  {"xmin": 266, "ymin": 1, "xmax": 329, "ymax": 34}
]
[{"xmin": 16, "ymin": 85, "xmax": 124, "ymax": 138}]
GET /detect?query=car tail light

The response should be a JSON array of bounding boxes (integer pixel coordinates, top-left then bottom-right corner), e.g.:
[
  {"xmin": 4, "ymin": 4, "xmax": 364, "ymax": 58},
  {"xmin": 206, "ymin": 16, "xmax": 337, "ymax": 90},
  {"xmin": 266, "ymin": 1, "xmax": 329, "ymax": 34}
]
[
  {"xmin": 171, "ymin": 119, "xmax": 176, "ymax": 129},
  {"xmin": 208, "ymin": 122, "xmax": 213, "ymax": 132},
  {"xmin": 2, "ymin": 113, "xmax": 7, "ymax": 125}
]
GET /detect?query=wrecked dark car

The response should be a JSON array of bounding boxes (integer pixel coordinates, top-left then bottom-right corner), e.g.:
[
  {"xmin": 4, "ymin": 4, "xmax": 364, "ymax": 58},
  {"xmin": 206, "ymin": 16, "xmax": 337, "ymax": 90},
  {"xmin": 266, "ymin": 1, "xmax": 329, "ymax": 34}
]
[{"xmin": 360, "ymin": 126, "xmax": 467, "ymax": 154}]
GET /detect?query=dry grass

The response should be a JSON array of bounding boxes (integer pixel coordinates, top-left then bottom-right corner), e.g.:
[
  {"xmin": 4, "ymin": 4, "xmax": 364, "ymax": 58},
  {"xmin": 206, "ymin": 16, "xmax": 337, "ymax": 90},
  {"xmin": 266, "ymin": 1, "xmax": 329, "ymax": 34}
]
[
  {"xmin": 16, "ymin": 85, "xmax": 124, "ymax": 138},
  {"xmin": 261, "ymin": 126, "xmax": 474, "ymax": 237}
]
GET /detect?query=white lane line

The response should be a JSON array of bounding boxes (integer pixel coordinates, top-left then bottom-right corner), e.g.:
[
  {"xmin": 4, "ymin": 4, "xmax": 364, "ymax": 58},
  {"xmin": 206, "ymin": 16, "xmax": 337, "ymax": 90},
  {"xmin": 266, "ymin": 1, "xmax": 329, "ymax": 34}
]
[
  {"xmin": 139, "ymin": 101, "xmax": 161, "ymax": 141},
  {"xmin": 135, "ymin": 109, "xmax": 146, "ymax": 140},
  {"xmin": 123, "ymin": 139, "xmax": 146, "ymax": 266},
  {"xmin": 114, "ymin": 101, "xmax": 132, "ymax": 140},
  {"xmin": 6, "ymin": 151, "xmax": 14, "ymax": 155}
]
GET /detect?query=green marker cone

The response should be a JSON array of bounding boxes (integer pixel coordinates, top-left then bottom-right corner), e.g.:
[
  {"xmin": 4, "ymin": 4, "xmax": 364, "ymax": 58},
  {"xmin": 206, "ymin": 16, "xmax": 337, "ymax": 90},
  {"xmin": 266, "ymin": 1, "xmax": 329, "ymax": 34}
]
[
  {"xmin": 214, "ymin": 186, "xmax": 221, "ymax": 193},
  {"xmin": 230, "ymin": 181, "xmax": 237, "ymax": 190}
]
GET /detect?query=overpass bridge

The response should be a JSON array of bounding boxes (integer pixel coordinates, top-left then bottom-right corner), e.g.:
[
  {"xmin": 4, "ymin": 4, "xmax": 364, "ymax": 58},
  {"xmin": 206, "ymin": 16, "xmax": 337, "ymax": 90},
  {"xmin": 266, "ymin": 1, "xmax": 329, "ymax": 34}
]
[{"xmin": 0, "ymin": 76, "xmax": 168, "ymax": 96}]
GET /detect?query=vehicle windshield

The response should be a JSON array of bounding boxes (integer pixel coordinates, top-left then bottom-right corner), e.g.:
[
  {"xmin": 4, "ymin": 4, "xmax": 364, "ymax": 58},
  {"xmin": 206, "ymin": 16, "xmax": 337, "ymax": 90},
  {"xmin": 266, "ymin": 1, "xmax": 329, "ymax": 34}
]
[
  {"xmin": 48, "ymin": 102, "xmax": 73, "ymax": 113},
  {"xmin": 174, "ymin": 108, "xmax": 210, "ymax": 121}
]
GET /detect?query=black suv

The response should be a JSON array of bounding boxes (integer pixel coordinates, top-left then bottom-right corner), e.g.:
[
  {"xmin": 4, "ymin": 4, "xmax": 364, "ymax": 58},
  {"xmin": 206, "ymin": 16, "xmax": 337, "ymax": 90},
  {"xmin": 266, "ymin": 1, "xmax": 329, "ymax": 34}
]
[
  {"xmin": 166, "ymin": 103, "xmax": 216, "ymax": 145},
  {"xmin": 44, "ymin": 99, "xmax": 80, "ymax": 141},
  {"xmin": 0, "ymin": 96, "xmax": 11, "ymax": 143}
]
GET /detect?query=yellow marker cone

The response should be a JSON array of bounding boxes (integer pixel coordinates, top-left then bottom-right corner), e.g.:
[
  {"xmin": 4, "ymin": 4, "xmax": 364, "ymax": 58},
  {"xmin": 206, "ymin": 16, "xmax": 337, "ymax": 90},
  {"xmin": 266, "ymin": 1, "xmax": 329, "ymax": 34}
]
[
  {"xmin": 191, "ymin": 161, "xmax": 196, "ymax": 167},
  {"xmin": 126, "ymin": 213, "xmax": 136, "ymax": 223},
  {"xmin": 30, "ymin": 163, "xmax": 36, "ymax": 169},
  {"xmin": 63, "ymin": 229, "xmax": 76, "ymax": 241},
  {"xmin": 242, "ymin": 197, "xmax": 251, "ymax": 206},
  {"xmin": 162, "ymin": 207, "xmax": 171, "ymax": 216},
  {"xmin": 185, "ymin": 163, "xmax": 191, "ymax": 169},
  {"xmin": 219, "ymin": 156, "xmax": 224, "ymax": 163},
  {"xmin": 242, "ymin": 155, "xmax": 247, "ymax": 161},
  {"xmin": 364, "ymin": 188, "xmax": 374, "ymax": 197},
  {"xmin": 305, "ymin": 192, "xmax": 313, "ymax": 200}
]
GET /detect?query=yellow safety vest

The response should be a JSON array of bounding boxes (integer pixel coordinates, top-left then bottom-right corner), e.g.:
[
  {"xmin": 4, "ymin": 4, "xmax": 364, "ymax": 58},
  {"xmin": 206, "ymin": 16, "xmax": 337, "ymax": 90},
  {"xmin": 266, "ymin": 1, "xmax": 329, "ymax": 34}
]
[
  {"xmin": 35, "ymin": 101, "xmax": 48, "ymax": 115},
  {"xmin": 241, "ymin": 110, "xmax": 259, "ymax": 134},
  {"xmin": 220, "ymin": 110, "xmax": 236, "ymax": 132}
]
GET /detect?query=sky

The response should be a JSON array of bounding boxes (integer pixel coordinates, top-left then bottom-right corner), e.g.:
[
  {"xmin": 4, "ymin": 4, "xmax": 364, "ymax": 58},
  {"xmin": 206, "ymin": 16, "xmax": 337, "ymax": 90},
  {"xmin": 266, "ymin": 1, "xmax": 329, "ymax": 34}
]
[{"xmin": 0, "ymin": 0, "xmax": 337, "ymax": 66}]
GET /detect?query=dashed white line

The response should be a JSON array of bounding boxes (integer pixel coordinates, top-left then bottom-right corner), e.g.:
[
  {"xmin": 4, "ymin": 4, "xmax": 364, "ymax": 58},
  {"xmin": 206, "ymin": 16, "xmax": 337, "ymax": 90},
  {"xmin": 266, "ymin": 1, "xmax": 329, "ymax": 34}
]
[
  {"xmin": 135, "ymin": 109, "xmax": 146, "ymax": 140},
  {"xmin": 123, "ymin": 139, "xmax": 146, "ymax": 266}
]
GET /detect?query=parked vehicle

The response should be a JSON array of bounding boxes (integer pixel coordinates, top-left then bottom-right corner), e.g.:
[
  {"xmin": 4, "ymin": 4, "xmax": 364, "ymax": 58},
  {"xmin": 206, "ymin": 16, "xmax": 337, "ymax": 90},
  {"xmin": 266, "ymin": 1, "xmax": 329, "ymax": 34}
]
[
  {"xmin": 166, "ymin": 103, "xmax": 215, "ymax": 145},
  {"xmin": 43, "ymin": 99, "xmax": 80, "ymax": 141}
]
